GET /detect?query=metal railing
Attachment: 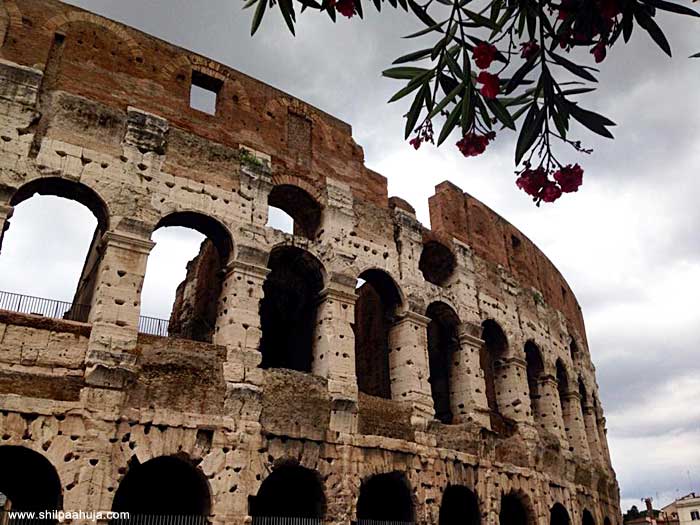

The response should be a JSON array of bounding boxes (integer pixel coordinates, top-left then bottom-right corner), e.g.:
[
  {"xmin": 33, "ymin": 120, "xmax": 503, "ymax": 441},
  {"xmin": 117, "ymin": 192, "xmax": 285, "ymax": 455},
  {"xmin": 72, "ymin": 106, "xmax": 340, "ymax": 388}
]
[
  {"xmin": 0, "ymin": 289, "xmax": 170, "ymax": 337},
  {"xmin": 0, "ymin": 290, "xmax": 89, "ymax": 322},
  {"xmin": 253, "ymin": 518, "xmax": 323, "ymax": 525},
  {"xmin": 110, "ymin": 516, "xmax": 209, "ymax": 525},
  {"xmin": 138, "ymin": 315, "xmax": 170, "ymax": 337}
]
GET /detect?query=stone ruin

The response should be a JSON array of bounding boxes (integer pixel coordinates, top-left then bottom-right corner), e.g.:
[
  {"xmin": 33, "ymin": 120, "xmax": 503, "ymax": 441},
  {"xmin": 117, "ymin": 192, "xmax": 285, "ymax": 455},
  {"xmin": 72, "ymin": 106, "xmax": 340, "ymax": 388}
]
[{"xmin": 0, "ymin": 1, "xmax": 621, "ymax": 524}]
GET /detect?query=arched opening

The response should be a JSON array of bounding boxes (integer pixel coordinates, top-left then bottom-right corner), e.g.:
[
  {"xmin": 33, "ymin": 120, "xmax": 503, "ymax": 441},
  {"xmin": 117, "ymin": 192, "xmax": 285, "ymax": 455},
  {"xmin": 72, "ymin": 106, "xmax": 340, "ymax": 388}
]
[
  {"xmin": 439, "ymin": 485, "xmax": 480, "ymax": 525},
  {"xmin": 603, "ymin": 517, "xmax": 612, "ymax": 525},
  {"xmin": 582, "ymin": 509, "xmax": 596, "ymax": 525},
  {"xmin": 550, "ymin": 503, "xmax": 570, "ymax": 525},
  {"xmin": 426, "ymin": 302, "xmax": 460, "ymax": 424},
  {"xmin": 112, "ymin": 455, "xmax": 210, "ymax": 516},
  {"xmin": 141, "ymin": 212, "xmax": 232, "ymax": 341},
  {"xmin": 250, "ymin": 464, "xmax": 325, "ymax": 519},
  {"xmin": 578, "ymin": 376, "xmax": 588, "ymax": 407},
  {"xmin": 357, "ymin": 472, "xmax": 414, "ymax": 523},
  {"xmin": 259, "ymin": 246, "xmax": 325, "ymax": 372},
  {"xmin": 0, "ymin": 446, "xmax": 62, "ymax": 511},
  {"xmin": 480, "ymin": 320, "xmax": 508, "ymax": 415},
  {"xmin": 569, "ymin": 338, "xmax": 579, "ymax": 361},
  {"xmin": 267, "ymin": 185, "xmax": 321, "ymax": 239},
  {"xmin": 419, "ymin": 241, "xmax": 456, "ymax": 286},
  {"xmin": 0, "ymin": 178, "xmax": 109, "ymax": 323},
  {"xmin": 354, "ymin": 269, "xmax": 402, "ymax": 400},
  {"xmin": 556, "ymin": 359, "xmax": 570, "ymax": 415},
  {"xmin": 499, "ymin": 493, "xmax": 530, "ymax": 525},
  {"xmin": 525, "ymin": 341, "xmax": 545, "ymax": 424}
]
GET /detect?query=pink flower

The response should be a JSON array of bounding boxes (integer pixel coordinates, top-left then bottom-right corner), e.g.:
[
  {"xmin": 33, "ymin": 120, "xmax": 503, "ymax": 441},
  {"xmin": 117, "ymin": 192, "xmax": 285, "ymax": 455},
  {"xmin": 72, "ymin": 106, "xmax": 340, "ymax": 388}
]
[
  {"xmin": 539, "ymin": 181, "xmax": 563, "ymax": 202},
  {"xmin": 456, "ymin": 132, "xmax": 496, "ymax": 157},
  {"xmin": 591, "ymin": 41, "xmax": 607, "ymax": 63},
  {"xmin": 553, "ymin": 164, "xmax": 584, "ymax": 192},
  {"xmin": 473, "ymin": 43, "xmax": 498, "ymax": 69},
  {"xmin": 516, "ymin": 167, "xmax": 547, "ymax": 196},
  {"xmin": 335, "ymin": 0, "xmax": 356, "ymax": 18},
  {"xmin": 477, "ymin": 71, "xmax": 500, "ymax": 99}
]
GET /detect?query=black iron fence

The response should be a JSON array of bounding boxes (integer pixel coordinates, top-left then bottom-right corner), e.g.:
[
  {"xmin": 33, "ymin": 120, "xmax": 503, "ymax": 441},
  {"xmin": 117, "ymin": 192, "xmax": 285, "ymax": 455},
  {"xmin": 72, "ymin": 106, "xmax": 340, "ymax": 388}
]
[{"xmin": 0, "ymin": 290, "xmax": 170, "ymax": 337}]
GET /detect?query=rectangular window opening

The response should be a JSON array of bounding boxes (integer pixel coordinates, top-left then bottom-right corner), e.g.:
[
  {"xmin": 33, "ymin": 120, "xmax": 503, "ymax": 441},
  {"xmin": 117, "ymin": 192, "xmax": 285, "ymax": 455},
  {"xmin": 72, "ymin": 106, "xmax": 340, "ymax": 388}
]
[{"xmin": 189, "ymin": 70, "xmax": 222, "ymax": 115}]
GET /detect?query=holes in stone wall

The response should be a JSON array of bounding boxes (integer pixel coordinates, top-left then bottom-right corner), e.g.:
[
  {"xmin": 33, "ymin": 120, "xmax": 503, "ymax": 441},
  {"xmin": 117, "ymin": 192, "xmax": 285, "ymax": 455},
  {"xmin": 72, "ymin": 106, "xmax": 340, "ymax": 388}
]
[
  {"xmin": 0, "ymin": 446, "xmax": 62, "ymax": 511},
  {"xmin": 419, "ymin": 241, "xmax": 456, "ymax": 286},
  {"xmin": 112, "ymin": 455, "xmax": 210, "ymax": 515},
  {"xmin": 250, "ymin": 464, "xmax": 325, "ymax": 518},
  {"xmin": 189, "ymin": 70, "xmax": 222, "ymax": 115},
  {"xmin": 259, "ymin": 247, "xmax": 324, "ymax": 372},
  {"xmin": 354, "ymin": 270, "xmax": 402, "ymax": 400},
  {"xmin": 426, "ymin": 302, "xmax": 460, "ymax": 424},
  {"xmin": 357, "ymin": 472, "xmax": 414, "ymax": 523}
]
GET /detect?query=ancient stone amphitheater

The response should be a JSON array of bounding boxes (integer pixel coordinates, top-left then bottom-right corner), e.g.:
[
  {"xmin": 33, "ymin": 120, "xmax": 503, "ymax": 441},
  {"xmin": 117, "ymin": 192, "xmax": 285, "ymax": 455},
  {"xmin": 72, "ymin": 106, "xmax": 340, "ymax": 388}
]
[{"xmin": 0, "ymin": 1, "xmax": 620, "ymax": 525}]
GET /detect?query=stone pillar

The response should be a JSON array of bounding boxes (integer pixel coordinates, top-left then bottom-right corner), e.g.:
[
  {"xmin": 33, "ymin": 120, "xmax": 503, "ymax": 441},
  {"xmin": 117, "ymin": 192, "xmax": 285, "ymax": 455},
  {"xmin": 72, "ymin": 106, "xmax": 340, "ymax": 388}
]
[
  {"xmin": 538, "ymin": 376, "xmax": 569, "ymax": 445},
  {"xmin": 451, "ymin": 321, "xmax": 490, "ymax": 427},
  {"xmin": 313, "ymin": 275, "xmax": 358, "ymax": 433},
  {"xmin": 84, "ymin": 228, "xmax": 154, "ymax": 394},
  {"xmin": 597, "ymin": 413, "xmax": 613, "ymax": 466},
  {"xmin": 0, "ymin": 203, "xmax": 13, "ymax": 252},
  {"xmin": 583, "ymin": 403, "xmax": 604, "ymax": 463},
  {"xmin": 494, "ymin": 356, "xmax": 530, "ymax": 423},
  {"xmin": 388, "ymin": 310, "xmax": 434, "ymax": 427},
  {"xmin": 560, "ymin": 392, "xmax": 591, "ymax": 458}
]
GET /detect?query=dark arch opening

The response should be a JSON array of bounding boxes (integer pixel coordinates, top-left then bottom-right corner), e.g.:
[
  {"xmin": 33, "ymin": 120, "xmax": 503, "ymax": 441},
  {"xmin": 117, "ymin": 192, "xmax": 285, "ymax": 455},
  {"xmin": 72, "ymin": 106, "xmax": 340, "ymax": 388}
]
[
  {"xmin": 0, "ymin": 446, "xmax": 62, "ymax": 511},
  {"xmin": 480, "ymin": 320, "xmax": 508, "ymax": 415},
  {"xmin": 556, "ymin": 359, "xmax": 570, "ymax": 406},
  {"xmin": 250, "ymin": 465, "xmax": 325, "ymax": 519},
  {"xmin": 569, "ymin": 338, "xmax": 580, "ymax": 361},
  {"xmin": 143, "ymin": 212, "xmax": 233, "ymax": 342},
  {"xmin": 578, "ymin": 376, "xmax": 588, "ymax": 406},
  {"xmin": 525, "ymin": 341, "xmax": 545, "ymax": 423},
  {"xmin": 419, "ymin": 241, "xmax": 456, "ymax": 286},
  {"xmin": 354, "ymin": 269, "xmax": 402, "ymax": 399},
  {"xmin": 583, "ymin": 509, "xmax": 596, "ymax": 525},
  {"xmin": 259, "ymin": 246, "xmax": 325, "ymax": 372},
  {"xmin": 550, "ymin": 503, "xmax": 570, "ymax": 525},
  {"xmin": 112, "ymin": 455, "xmax": 210, "ymax": 515},
  {"xmin": 499, "ymin": 493, "xmax": 530, "ymax": 525},
  {"xmin": 426, "ymin": 302, "xmax": 460, "ymax": 424},
  {"xmin": 10, "ymin": 177, "xmax": 109, "ymax": 232},
  {"xmin": 439, "ymin": 485, "xmax": 480, "ymax": 525},
  {"xmin": 603, "ymin": 517, "xmax": 612, "ymax": 525},
  {"xmin": 357, "ymin": 472, "xmax": 414, "ymax": 523},
  {"xmin": 268, "ymin": 185, "xmax": 322, "ymax": 239}
]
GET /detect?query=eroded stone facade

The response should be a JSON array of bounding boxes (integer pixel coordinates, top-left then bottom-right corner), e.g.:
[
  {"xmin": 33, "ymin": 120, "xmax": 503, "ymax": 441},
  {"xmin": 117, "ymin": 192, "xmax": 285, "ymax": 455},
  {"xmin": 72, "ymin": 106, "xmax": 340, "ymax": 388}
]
[{"xmin": 0, "ymin": 1, "xmax": 620, "ymax": 524}]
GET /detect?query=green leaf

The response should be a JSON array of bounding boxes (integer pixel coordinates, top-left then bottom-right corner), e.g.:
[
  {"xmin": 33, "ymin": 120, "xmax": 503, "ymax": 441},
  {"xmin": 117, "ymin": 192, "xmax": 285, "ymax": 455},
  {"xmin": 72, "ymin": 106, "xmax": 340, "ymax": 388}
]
[
  {"xmin": 551, "ymin": 106, "xmax": 568, "ymax": 139},
  {"xmin": 462, "ymin": 8, "xmax": 498, "ymax": 29},
  {"xmin": 382, "ymin": 66, "xmax": 430, "ymax": 79},
  {"xmin": 642, "ymin": 0, "xmax": 700, "ymax": 17},
  {"xmin": 388, "ymin": 72, "xmax": 432, "ymax": 102},
  {"xmin": 438, "ymin": 100, "xmax": 463, "ymax": 146},
  {"xmin": 515, "ymin": 104, "xmax": 545, "ymax": 164},
  {"xmin": 393, "ymin": 48, "xmax": 434, "ymax": 64},
  {"xmin": 405, "ymin": 86, "xmax": 426, "ymax": 139},
  {"xmin": 566, "ymin": 102, "xmax": 616, "ymax": 138},
  {"xmin": 622, "ymin": 10, "xmax": 634, "ymax": 42},
  {"xmin": 428, "ymin": 82, "xmax": 464, "ymax": 120},
  {"xmin": 408, "ymin": 0, "xmax": 439, "ymax": 27},
  {"xmin": 549, "ymin": 52, "xmax": 598, "ymax": 82},
  {"xmin": 691, "ymin": 51, "xmax": 700, "ymax": 58},
  {"xmin": 251, "ymin": 0, "xmax": 268, "ymax": 35},
  {"xmin": 504, "ymin": 56, "xmax": 538, "ymax": 94},
  {"xmin": 278, "ymin": 0, "xmax": 297, "ymax": 35},
  {"xmin": 486, "ymin": 98, "xmax": 516, "ymax": 130},
  {"xmin": 403, "ymin": 20, "xmax": 448, "ymax": 38},
  {"xmin": 634, "ymin": 9, "xmax": 672, "ymax": 56}
]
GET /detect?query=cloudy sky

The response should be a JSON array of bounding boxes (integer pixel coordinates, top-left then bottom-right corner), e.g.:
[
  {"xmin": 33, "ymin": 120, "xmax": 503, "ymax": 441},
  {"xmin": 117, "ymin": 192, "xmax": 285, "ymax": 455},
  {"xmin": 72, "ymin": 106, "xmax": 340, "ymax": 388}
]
[{"xmin": 0, "ymin": 0, "xmax": 698, "ymax": 512}]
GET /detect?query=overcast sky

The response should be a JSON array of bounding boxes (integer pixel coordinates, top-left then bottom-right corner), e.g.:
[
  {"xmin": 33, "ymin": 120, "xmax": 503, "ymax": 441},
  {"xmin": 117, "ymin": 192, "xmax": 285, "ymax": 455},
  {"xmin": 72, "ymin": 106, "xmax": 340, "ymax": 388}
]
[{"xmin": 0, "ymin": 0, "xmax": 698, "ymax": 512}]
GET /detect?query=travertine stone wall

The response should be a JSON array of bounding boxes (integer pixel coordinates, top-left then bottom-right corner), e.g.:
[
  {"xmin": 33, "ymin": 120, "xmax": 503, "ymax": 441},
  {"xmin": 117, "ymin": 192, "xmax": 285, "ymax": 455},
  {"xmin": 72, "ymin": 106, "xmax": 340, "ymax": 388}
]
[{"xmin": 0, "ymin": 1, "xmax": 620, "ymax": 524}]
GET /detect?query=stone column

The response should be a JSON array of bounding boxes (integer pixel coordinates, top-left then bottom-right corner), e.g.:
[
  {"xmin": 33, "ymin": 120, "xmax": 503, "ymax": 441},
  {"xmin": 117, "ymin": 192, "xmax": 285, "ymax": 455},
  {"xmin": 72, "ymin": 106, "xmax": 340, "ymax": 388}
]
[
  {"xmin": 562, "ymin": 391, "xmax": 591, "ymax": 459},
  {"xmin": 538, "ymin": 376, "xmax": 569, "ymax": 445},
  {"xmin": 84, "ymin": 228, "xmax": 154, "ymax": 394},
  {"xmin": 451, "ymin": 321, "xmax": 490, "ymax": 427},
  {"xmin": 494, "ymin": 356, "xmax": 530, "ymax": 423},
  {"xmin": 583, "ymin": 403, "xmax": 604, "ymax": 463},
  {"xmin": 0, "ymin": 203, "xmax": 13, "ymax": 252},
  {"xmin": 388, "ymin": 310, "xmax": 435, "ymax": 427},
  {"xmin": 313, "ymin": 275, "xmax": 358, "ymax": 433},
  {"xmin": 597, "ymin": 413, "xmax": 613, "ymax": 466}
]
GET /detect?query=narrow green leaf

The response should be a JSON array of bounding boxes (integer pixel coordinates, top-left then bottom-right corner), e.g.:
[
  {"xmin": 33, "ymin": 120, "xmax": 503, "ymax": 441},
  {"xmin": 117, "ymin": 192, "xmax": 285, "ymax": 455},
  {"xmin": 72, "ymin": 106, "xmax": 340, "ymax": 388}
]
[
  {"xmin": 515, "ymin": 104, "xmax": 545, "ymax": 164},
  {"xmin": 278, "ymin": 0, "xmax": 297, "ymax": 35},
  {"xmin": 393, "ymin": 48, "xmax": 434, "ymax": 64},
  {"xmin": 251, "ymin": 0, "xmax": 268, "ymax": 35},
  {"xmin": 549, "ymin": 52, "xmax": 598, "ymax": 82},
  {"xmin": 388, "ymin": 72, "xmax": 432, "ymax": 103},
  {"xmin": 566, "ymin": 102, "xmax": 616, "ymax": 138},
  {"xmin": 643, "ymin": 0, "xmax": 700, "ymax": 17},
  {"xmin": 383, "ymin": 66, "xmax": 430, "ymax": 79},
  {"xmin": 438, "ymin": 100, "xmax": 463, "ymax": 146},
  {"xmin": 691, "ymin": 51, "xmax": 700, "ymax": 58},
  {"xmin": 427, "ymin": 82, "xmax": 464, "ymax": 120},
  {"xmin": 462, "ymin": 8, "xmax": 498, "ymax": 29},
  {"xmin": 408, "ymin": 0, "xmax": 439, "ymax": 27},
  {"xmin": 403, "ymin": 20, "xmax": 447, "ymax": 38},
  {"xmin": 405, "ymin": 86, "xmax": 426, "ymax": 139},
  {"xmin": 504, "ymin": 56, "xmax": 537, "ymax": 94},
  {"xmin": 634, "ymin": 9, "xmax": 672, "ymax": 56},
  {"xmin": 486, "ymin": 98, "xmax": 516, "ymax": 130}
]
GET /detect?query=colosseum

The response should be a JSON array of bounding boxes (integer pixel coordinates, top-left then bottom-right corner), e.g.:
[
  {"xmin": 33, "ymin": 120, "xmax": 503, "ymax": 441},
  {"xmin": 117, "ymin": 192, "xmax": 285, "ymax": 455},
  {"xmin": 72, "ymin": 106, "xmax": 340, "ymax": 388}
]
[{"xmin": 0, "ymin": 1, "xmax": 621, "ymax": 525}]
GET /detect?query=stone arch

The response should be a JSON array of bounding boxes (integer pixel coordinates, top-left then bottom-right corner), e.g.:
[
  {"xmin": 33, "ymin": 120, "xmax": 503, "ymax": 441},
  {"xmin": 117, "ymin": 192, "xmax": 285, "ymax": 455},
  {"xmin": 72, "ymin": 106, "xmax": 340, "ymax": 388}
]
[
  {"xmin": 0, "ymin": 445, "xmax": 62, "ymax": 511},
  {"xmin": 525, "ymin": 340, "xmax": 545, "ymax": 424},
  {"xmin": 354, "ymin": 268, "xmax": 404, "ymax": 399},
  {"xmin": 439, "ymin": 485, "xmax": 480, "ymax": 525},
  {"xmin": 250, "ymin": 463, "xmax": 326, "ymax": 519},
  {"xmin": 569, "ymin": 337, "xmax": 581, "ymax": 362},
  {"xmin": 551, "ymin": 503, "xmax": 571, "ymax": 525},
  {"xmin": 112, "ymin": 454, "xmax": 211, "ymax": 515},
  {"xmin": 419, "ymin": 240, "xmax": 456, "ymax": 286},
  {"xmin": 556, "ymin": 359, "xmax": 570, "ymax": 404},
  {"xmin": 155, "ymin": 211, "xmax": 233, "ymax": 263},
  {"xmin": 578, "ymin": 375, "xmax": 589, "ymax": 406},
  {"xmin": 499, "ymin": 491, "xmax": 534, "ymax": 525},
  {"xmin": 426, "ymin": 301, "xmax": 460, "ymax": 424},
  {"xmin": 357, "ymin": 471, "xmax": 414, "ymax": 523},
  {"xmin": 259, "ymin": 245, "xmax": 326, "ymax": 372},
  {"xmin": 42, "ymin": 12, "xmax": 142, "ymax": 59},
  {"xmin": 267, "ymin": 183, "xmax": 322, "ymax": 239},
  {"xmin": 582, "ymin": 509, "xmax": 596, "ymax": 525},
  {"xmin": 603, "ymin": 517, "xmax": 612, "ymax": 525},
  {"xmin": 480, "ymin": 319, "xmax": 509, "ymax": 416}
]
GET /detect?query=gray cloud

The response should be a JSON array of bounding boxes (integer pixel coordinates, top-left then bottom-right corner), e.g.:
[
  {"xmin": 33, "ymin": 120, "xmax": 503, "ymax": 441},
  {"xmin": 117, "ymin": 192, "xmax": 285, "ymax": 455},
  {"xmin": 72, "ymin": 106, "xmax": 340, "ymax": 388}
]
[{"xmin": 0, "ymin": 0, "xmax": 696, "ymax": 510}]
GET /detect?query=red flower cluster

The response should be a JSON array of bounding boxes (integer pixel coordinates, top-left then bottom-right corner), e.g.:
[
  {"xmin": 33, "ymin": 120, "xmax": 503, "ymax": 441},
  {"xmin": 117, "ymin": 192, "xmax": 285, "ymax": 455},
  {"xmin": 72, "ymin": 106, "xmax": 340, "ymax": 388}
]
[
  {"xmin": 409, "ymin": 120, "xmax": 434, "ymax": 150},
  {"xmin": 520, "ymin": 41, "xmax": 540, "ymax": 60},
  {"xmin": 516, "ymin": 163, "xmax": 583, "ymax": 203},
  {"xmin": 473, "ymin": 43, "xmax": 497, "ymax": 69},
  {"xmin": 556, "ymin": 0, "xmax": 620, "ymax": 60},
  {"xmin": 333, "ymin": 0, "xmax": 356, "ymax": 18},
  {"xmin": 456, "ymin": 131, "xmax": 496, "ymax": 157},
  {"xmin": 591, "ymin": 41, "xmax": 607, "ymax": 63},
  {"xmin": 477, "ymin": 71, "xmax": 500, "ymax": 99}
]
